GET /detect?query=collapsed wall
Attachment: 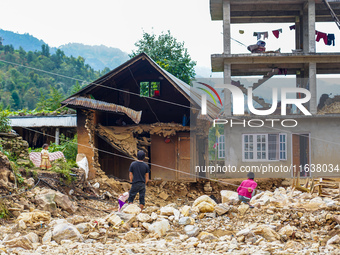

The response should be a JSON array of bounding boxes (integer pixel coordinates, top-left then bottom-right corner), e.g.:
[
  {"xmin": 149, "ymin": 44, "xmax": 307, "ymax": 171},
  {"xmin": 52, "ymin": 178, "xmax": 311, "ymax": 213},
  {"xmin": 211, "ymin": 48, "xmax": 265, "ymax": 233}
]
[{"xmin": 96, "ymin": 123, "xmax": 190, "ymax": 160}]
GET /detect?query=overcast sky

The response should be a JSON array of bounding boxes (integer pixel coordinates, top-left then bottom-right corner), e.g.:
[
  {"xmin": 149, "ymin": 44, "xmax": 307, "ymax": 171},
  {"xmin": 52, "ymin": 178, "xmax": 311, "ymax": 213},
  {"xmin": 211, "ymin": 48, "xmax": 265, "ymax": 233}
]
[{"xmin": 1, "ymin": 0, "xmax": 340, "ymax": 76}]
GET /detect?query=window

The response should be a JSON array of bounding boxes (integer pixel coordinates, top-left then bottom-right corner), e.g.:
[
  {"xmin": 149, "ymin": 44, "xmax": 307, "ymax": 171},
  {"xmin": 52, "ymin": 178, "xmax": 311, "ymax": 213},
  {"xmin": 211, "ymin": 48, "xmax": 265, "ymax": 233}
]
[
  {"xmin": 242, "ymin": 133, "xmax": 287, "ymax": 161},
  {"xmin": 140, "ymin": 81, "xmax": 160, "ymax": 97},
  {"xmin": 218, "ymin": 135, "xmax": 225, "ymax": 158}
]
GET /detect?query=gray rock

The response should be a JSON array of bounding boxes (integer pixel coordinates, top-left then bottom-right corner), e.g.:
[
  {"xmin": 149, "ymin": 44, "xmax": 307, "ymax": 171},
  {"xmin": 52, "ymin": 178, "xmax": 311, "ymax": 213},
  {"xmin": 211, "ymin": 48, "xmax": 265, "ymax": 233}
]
[
  {"xmin": 52, "ymin": 223, "xmax": 83, "ymax": 244},
  {"xmin": 178, "ymin": 217, "xmax": 192, "ymax": 226},
  {"xmin": 184, "ymin": 225, "xmax": 200, "ymax": 237}
]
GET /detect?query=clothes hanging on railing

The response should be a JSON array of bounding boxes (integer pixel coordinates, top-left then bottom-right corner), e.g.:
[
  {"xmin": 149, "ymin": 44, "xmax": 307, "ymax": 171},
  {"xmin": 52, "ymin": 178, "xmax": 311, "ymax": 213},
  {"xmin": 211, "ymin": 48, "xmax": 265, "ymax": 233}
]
[
  {"xmin": 316, "ymin": 31, "xmax": 329, "ymax": 45},
  {"xmin": 253, "ymin": 31, "xmax": 268, "ymax": 40},
  {"xmin": 272, "ymin": 29, "xmax": 282, "ymax": 38},
  {"xmin": 327, "ymin": 33, "xmax": 335, "ymax": 46}
]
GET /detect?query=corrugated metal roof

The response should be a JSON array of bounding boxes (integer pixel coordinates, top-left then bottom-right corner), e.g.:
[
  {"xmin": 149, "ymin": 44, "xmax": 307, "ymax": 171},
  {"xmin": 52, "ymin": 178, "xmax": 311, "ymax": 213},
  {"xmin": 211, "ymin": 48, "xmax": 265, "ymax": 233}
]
[
  {"xmin": 9, "ymin": 115, "xmax": 77, "ymax": 127},
  {"xmin": 63, "ymin": 97, "xmax": 142, "ymax": 124}
]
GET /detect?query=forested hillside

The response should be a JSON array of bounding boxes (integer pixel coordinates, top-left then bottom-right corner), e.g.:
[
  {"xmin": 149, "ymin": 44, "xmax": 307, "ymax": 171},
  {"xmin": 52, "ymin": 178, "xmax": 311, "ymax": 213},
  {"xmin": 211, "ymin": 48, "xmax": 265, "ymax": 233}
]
[
  {"xmin": 0, "ymin": 29, "xmax": 129, "ymax": 71},
  {"xmin": 0, "ymin": 29, "xmax": 46, "ymax": 52},
  {"xmin": 0, "ymin": 43, "xmax": 107, "ymax": 111}
]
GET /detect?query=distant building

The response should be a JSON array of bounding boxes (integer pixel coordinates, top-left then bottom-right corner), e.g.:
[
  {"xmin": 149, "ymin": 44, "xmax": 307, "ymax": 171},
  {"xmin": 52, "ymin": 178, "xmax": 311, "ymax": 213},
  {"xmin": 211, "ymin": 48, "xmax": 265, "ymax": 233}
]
[{"xmin": 9, "ymin": 114, "xmax": 77, "ymax": 148}]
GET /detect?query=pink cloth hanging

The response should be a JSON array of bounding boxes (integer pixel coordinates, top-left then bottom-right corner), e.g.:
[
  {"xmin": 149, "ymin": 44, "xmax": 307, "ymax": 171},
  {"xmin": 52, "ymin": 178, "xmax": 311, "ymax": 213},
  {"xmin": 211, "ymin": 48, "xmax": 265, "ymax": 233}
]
[
  {"xmin": 272, "ymin": 29, "xmax": 282, "ymax": 39},
  {"xmin": 316, "ymin": 31, "xmax": 328, "ymax": 45}
]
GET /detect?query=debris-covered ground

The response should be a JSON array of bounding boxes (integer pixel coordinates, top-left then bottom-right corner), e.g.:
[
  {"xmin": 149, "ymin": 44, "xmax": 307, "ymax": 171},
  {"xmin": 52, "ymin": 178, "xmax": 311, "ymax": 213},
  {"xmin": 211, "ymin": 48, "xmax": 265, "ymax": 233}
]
[{"xmin": 1, "ymin": 151, "xmax": 340, "ymax": 254}]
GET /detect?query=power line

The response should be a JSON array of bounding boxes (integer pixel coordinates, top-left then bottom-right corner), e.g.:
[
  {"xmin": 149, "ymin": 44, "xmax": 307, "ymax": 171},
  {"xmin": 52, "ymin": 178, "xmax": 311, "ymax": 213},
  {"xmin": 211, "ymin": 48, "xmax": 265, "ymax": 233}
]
[
  {"xmin": 1, "ymin": 57, "xmax": 339, "ymax": 178},
  {"xmin": 0, "ymin": 58, "xmax": 199, "ymax": 111},
  {"xmin": 22, "ymin": 126, "xmax": 263, "ymax": 192}
]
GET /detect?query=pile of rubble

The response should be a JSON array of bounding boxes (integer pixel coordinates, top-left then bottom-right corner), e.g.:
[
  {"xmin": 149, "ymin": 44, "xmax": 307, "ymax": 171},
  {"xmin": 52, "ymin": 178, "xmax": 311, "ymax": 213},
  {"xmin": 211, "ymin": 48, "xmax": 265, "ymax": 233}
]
[{"xmin": 0, "ymin": 178, "xmax": 340, "ymax": 254}]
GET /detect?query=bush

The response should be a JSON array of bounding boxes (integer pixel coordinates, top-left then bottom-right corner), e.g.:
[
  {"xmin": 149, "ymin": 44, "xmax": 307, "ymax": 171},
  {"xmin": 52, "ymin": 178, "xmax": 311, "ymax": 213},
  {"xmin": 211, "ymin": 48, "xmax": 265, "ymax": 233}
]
[
  {"xmin": 0, "ymin": 112, "xmax": 11, "ymax": 133},
  {"xmin": 50, "ymin": 159, "xmax": 75, "ymax": 183},
  {"xmin": 48, "ymin": 134, "xmax": 78, "ymax": 162}
]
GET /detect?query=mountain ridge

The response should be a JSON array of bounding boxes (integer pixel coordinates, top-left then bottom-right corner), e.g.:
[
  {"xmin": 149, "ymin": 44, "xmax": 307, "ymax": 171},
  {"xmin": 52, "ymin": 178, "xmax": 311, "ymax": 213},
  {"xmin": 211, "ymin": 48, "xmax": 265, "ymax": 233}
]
[{"xmin": 0, "ymin": 29, "xmax": 129, "ymax": 71}]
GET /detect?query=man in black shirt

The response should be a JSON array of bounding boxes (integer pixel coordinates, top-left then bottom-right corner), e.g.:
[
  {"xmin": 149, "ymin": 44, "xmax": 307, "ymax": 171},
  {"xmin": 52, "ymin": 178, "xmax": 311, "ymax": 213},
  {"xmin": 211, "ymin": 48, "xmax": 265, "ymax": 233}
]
[{"xmin": 127, "ymin": 150, "xmax": 150, "ymax": 211}]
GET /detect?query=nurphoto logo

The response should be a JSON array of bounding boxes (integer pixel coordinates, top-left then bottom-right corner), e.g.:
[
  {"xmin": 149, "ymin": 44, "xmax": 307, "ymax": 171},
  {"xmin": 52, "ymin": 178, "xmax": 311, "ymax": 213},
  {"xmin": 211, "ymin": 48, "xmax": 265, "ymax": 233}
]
[{"xmin": 200, "ymin": 84, "xmax": 312, "ymax": 128}]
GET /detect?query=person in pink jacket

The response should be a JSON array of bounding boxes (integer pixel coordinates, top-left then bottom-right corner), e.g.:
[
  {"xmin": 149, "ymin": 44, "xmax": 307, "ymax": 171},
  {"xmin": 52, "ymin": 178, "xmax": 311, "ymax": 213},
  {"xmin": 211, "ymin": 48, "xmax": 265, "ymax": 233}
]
[{"xmin": 237, "ymin": 172, "xmax": 257, "ymax": 208}]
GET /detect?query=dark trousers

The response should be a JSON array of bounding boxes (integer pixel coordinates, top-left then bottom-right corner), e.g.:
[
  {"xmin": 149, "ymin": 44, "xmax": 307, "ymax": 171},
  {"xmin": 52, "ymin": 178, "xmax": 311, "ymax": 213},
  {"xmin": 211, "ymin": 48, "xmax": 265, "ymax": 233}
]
[{"xmin": 128, "ymin": 182, "xmax": 146, "ymax": 205}]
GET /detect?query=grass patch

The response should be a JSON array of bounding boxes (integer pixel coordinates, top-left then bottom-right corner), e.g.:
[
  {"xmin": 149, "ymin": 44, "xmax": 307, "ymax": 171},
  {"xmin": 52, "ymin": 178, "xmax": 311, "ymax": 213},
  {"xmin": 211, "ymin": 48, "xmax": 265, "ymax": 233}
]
[{"xmin": 50, "ymin": 159, "xmax": 75, "ymax": 184}]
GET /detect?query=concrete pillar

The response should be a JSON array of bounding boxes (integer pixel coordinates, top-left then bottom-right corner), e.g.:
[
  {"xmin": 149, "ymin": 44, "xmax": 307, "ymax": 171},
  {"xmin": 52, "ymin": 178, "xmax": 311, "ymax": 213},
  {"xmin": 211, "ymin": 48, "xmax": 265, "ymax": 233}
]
[
  {"xmin": 223, "ymin": 0, "xmax": 231, "ymax": 54},
  {"xmin": 303, "ymin": 8, "xmax": 309, "ymax": 53},
  {"xmin": 308, "ymin": 0, "xmax": 316, "ymax": 53},
  {"xmin": 223, "ymin": 61, "xmax": 232, "ymax": 169},
  {"xmin": 295, "ymin": 16, "xmax": 301, "ymax": 50},
  {"xmin": 224, "ymin": 62, "xmax": 232, "ymax": 116},
  {"xmin": 222, "ymin": 0, "xmax": 232, "ymax": 172},
  {"xmin": 309, "ymin": 62, "xmax": 317, "ymax": 114},
  {"xmin": 55, "ymin": 127, "xmax": 60, "ymax": 145}
]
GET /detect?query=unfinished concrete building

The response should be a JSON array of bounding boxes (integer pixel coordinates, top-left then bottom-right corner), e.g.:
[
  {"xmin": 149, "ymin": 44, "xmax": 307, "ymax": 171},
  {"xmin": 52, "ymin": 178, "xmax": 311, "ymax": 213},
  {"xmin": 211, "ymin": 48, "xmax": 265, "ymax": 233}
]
[
  {"xmin": 210, "ymin": 0, "xmax": 340, "ymax": 178},
  {"xmin": 62, "ymin": 53, "xmax": 218, "ymax": 181}
]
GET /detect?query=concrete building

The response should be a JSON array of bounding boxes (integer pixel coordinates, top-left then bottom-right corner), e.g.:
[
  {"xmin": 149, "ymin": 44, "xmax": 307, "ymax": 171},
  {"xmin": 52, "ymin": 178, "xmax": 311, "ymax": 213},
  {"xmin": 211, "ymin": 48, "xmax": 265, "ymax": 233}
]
[{"xmin": 210, "ymin": 0, "xmax": 340, "ymax": 178}]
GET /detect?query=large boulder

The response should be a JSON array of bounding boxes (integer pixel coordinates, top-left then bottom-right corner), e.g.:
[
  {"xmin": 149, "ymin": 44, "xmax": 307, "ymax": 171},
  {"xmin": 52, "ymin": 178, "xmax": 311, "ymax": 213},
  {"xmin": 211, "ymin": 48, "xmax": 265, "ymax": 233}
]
[
  {"xmin": 184, "ymin": 225, "xmax": 200, "ymax": 237},
  {"xmin": 220, "ymin": 190, "xmax": 239, "ymax": 204},
  {"xmin": 34, "ymin": 190, "xmax": 57, "ymax": 212},
  {"xmin": 192, "ymin": 195, "xmax": 217, "ymax": 213},
  {"xmin": 3, "ymin": 236, "xmax": 33, "ymax": 250},
  {"xmin": 279, "ymin": 225, "xmax": 297, "ymax": 237},
  {"xmin": 123, "ymin": 204, "xmax": 141, "ymax": 215},
  {"xmin": 52, "ymin": 223, "xmax": 83, "ymax": 244},
  {"xmin": 196, "ymin": 201, "xmax": 215, "ymax": 213},
  {"xmin": 136, "ymin": 213, "xmax": 152, "ymax": 223},
  {"xmin": 215, "ymin": 204, "xmax": 230, "ymax": 216},
  {"xmin": 105, "ymin": 213, "xmax": 122, "ymax": 226},
  {"xmin": 253, "ymin": 225, "xmax": 280, "ymax": 242},
  {"xmin": 35, "ymin": 189, "xmax": 77, "ymax": 213},
  {"xmin": 54, "ymin": 192, "xmax": 78, "ymax": 213},
  {"xmin": 193, "ymin": 195, "xmax": 217, "ymax": 208},
  {"xmin": 160, "ymin": 206, "xmax": 175, "ymax": 216},
  {"xmin": 148, "ymin": 220, "xmax": 170, "ymax": 237}
]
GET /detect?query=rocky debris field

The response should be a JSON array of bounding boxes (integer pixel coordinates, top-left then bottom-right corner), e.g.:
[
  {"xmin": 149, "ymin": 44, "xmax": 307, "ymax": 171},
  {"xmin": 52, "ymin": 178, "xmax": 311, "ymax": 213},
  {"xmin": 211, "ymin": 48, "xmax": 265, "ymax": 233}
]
[{"xmin": 0, "ymin": 172, "xmax": 340, "ymax": 255}]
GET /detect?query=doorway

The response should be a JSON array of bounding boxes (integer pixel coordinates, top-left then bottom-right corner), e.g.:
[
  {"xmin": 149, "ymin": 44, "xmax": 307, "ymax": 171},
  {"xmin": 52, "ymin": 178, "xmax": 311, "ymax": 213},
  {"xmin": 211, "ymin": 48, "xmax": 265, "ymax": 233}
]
[
  {"xmin": 177, "ymin": 136, "xmax": 195, "ymax": 181},
  {"xmin": 292, "ymin": 133, "xmax": 311, "ymax": 177}
]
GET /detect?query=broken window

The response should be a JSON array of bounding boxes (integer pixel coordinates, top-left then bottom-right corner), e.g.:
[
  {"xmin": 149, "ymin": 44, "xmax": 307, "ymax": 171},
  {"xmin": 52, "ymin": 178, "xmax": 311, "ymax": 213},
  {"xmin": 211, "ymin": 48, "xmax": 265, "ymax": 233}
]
[
  {"xmin": 242, "ymin": 133, "xmax": 286, "ymax": 161},
  {"xmin": 140, "ymin": 81, "xmax": 160, "ymax": 97}
]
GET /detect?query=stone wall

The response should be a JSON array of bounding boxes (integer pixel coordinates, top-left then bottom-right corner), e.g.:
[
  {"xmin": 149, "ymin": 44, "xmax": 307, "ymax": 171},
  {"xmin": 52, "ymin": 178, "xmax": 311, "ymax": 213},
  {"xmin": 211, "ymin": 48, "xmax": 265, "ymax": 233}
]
[{"xmin": 0, "ymin": 134, "xmax": 30, "ymax": 167}]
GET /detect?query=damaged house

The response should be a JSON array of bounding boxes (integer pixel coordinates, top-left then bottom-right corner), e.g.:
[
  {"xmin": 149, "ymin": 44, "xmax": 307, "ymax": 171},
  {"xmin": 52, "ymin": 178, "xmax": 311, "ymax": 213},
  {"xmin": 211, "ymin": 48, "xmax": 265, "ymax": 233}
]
[{"xmin": 62, "ymin": 53, "xmax": 219, "ymax": 181}]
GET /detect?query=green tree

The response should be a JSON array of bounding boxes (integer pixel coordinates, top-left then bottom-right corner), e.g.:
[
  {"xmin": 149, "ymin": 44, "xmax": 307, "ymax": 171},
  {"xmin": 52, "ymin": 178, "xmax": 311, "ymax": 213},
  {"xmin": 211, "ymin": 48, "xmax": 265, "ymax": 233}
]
[
  {"xmin": 0, "ymin": 112, "xmax": 11, "ymax": 133},
  {"xmin": 11, "ymin": 91, "xmax": 20, "ymax": 109},
  {"xmin": 41, "ymin": 44, "xmax": 50, "ymax": 57},
  {"xmin": 36, "ymin": 86, "xmax": 63, "ymax": 111},
  {"xmin": 130, "ymin": 30, "xmax": 196, "ymax": 84},
  {"xmin": 70, "ymin": 81, "xmax": 83, "ymax": 95}
]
